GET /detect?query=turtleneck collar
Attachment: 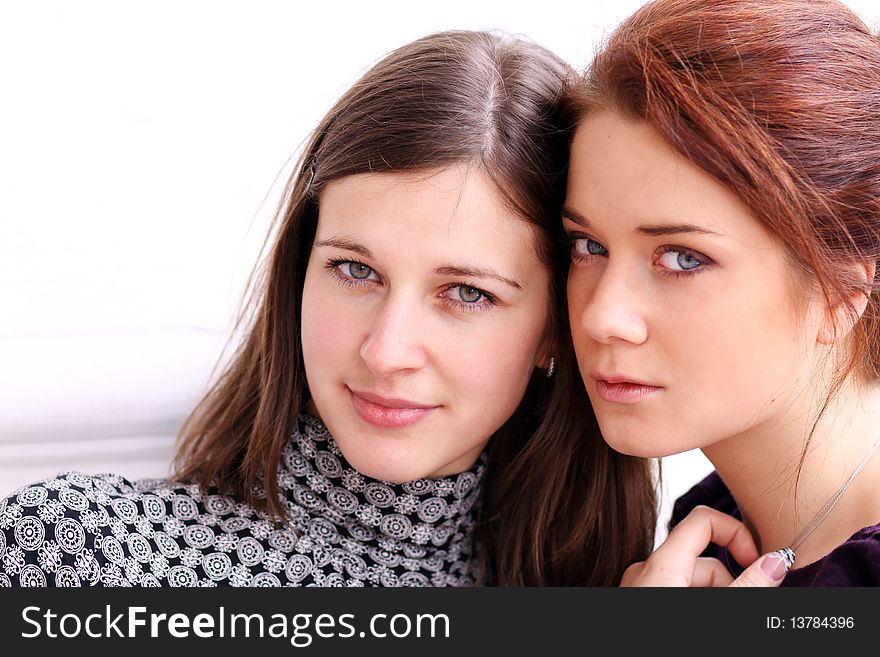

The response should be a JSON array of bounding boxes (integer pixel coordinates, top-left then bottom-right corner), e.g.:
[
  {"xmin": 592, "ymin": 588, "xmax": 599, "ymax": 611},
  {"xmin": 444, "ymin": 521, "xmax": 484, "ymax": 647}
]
[{"xmin": 274, "ymin": 414, "xmax": 487, "ymax": 586}]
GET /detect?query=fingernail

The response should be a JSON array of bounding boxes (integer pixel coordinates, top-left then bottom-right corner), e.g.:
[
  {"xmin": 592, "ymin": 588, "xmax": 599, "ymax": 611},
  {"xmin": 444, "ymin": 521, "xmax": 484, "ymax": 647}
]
[{"xmin": 760, "ymin": 551, "xmax": 792, "ymax": 581}]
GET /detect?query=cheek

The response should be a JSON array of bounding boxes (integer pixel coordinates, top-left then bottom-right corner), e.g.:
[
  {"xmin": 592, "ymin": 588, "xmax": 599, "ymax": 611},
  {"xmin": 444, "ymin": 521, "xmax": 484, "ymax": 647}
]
[
  {"xmin": 566, "ymin": 270, "xmax": 594, "ymax": 349},
  {"xmin": 300, "ymin": 269, "xmax": 357, "ymax": 375},
  {"xmin": 662, "ymin": 282, "xmax": 812, "ymax": 414},
  {"xmin": 445, "ymin": 318, "xmax": 544, "ymax": 408}
]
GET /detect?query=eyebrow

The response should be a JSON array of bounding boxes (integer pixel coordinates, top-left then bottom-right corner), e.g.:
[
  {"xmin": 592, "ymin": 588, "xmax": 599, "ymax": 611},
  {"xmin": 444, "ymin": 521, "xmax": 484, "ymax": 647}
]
[
  {"xmin": 561, "ymin": 207, "xmax": 726, "ymax": 237},
  {"xmin": 435, "ymin": 266, "xmax": 522, "ymax": 291},
  {"xmin": 314, "ymin": 237, "xmax": 523, "ymax": 290},
  {"xmin": 637, "ymin": 224, "xmax": 726, "ymax": 237},
  {"xmin": 313, "ymin": 237, "xmax": 374, "ymax": 259}
]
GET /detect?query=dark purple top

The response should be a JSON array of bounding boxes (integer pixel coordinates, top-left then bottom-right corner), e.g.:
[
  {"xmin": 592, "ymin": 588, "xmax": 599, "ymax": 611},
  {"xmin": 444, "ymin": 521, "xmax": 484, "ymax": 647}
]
[{"xmin": 670, "ymin": 471, "xmax": 880, "ymax": 586}]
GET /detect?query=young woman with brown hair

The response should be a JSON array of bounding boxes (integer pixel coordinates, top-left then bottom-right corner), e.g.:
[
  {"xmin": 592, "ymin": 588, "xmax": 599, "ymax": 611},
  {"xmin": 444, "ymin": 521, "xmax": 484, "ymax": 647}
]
[
  {"xmin": 0, "ymin": 30, "xmax": 654, "ymax": 587},
  {"xmin": 564, "ymin": 0, "xmax": 880, "ymax": 586}
]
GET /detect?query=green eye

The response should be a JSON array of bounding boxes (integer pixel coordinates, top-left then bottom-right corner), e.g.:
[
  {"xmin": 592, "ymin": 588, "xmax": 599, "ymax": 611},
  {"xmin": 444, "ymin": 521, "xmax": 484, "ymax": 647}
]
[
  {"xmin": 348, "ymin": 263, "xmax": 373, "ymax": 279},
  {"xmin": 458, "ymin": 286, "xmax": 484, "ymax": 303}
]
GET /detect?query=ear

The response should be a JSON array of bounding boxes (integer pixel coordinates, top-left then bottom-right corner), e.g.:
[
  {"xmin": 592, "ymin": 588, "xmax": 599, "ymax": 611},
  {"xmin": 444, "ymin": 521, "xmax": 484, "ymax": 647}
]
[{"xmin": 817, "ymin": 260, "xmax": 876, "ymax": 345}]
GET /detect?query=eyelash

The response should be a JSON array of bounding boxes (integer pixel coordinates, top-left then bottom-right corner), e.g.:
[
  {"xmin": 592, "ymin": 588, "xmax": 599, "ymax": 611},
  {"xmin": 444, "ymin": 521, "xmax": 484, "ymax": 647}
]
[
  {"xmin": 324, "ymin": 258, "xmax": 497, "ymax": 312},
  {"xmin": 567, "ymin": 235, "xmax": 713, "ymax": 279},
  {"xmin": 325, "ymin": 258, "xmax": 378, "ymax": 289},
  {"xmin": 443, "ymin": 283, "xmax": 497, "ymax": 313}
]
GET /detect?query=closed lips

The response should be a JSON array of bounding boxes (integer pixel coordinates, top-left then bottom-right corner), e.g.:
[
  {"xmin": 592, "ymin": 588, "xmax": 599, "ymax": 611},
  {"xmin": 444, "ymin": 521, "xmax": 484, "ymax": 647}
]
[{"xmin": 347, "ymin": 388, "xmax": 439, "ymax": 409}]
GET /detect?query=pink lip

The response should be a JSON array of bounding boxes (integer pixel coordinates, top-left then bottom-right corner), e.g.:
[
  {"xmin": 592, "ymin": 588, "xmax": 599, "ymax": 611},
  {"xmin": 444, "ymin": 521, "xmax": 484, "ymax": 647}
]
[
  {"xmin": 590, "ymin": 371, "xmax": 661, "ymax": 404},
  {"xmin": 348, "ymin": 388, "xmax": 440, "ymax": 429}
]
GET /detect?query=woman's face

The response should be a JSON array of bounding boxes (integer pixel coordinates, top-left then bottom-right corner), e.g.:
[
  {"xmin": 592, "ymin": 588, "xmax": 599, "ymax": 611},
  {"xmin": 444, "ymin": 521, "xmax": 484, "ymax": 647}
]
[
  {"xmin": 301, "ymin": 165, "xmax": 551, "ymax": 482},
  {"xmin": 564, "ymin": 111, "xmax": 826, "ymax": 458}
]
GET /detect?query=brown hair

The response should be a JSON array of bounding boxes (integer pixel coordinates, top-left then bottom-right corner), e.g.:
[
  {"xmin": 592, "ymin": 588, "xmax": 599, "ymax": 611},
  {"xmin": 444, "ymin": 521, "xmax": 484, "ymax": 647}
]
[
  {"xmin": 567, "ymin": 0, "xmax": 880, "ymax": 475},
  {"xmin": 173, "ymin": 30, "xmax": 656, "ymax": 586}
]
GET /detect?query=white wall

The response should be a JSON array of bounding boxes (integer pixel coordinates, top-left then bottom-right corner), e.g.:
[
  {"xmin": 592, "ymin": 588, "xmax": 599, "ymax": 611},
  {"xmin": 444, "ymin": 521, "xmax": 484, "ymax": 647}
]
[{"xmin": 3, "ymin": 0, "xmax": 878, "ymax": 546}]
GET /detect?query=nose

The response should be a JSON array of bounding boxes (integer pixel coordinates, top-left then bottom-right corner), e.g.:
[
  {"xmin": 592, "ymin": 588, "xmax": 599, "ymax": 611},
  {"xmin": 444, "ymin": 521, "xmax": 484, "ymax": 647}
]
[
  {"xmin": 574, "ymin": 263, "xmax": 648, "ymax": 346},
  {"xmin": 359, "ymin": 293, "xmax": 428, "ymax": 376}
]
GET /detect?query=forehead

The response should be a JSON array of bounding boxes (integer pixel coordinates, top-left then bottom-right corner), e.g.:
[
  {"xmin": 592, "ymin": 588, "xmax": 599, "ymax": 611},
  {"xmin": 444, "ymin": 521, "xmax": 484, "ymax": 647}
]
[
  {"xmin": 317, "ymin": 166, "xmax": 542, "ymax": 264},
  {"xmin": 567, "ymin": 111, "xmax": 766, "ymax": 242}
]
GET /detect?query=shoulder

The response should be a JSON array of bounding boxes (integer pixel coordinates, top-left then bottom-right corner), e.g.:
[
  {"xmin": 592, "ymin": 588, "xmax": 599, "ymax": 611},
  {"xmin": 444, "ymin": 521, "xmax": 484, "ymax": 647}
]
[
  {"xmin": 0, "ymin": 471, "xmax": 175, "ymax": 587},
  {"xmin": 784, "ymin": 522, "xmax": 880, "ymax": 587}
]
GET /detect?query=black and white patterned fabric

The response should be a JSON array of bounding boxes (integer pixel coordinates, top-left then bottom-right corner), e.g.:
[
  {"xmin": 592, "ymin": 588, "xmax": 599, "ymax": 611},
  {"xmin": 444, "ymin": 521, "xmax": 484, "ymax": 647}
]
[{"xmin": 0, "ymin": 415, "xmax": 485, "ymax": 587}]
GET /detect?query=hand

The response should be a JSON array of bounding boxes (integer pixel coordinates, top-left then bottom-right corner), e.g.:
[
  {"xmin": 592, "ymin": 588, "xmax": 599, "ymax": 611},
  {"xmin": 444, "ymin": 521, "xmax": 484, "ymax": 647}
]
[{"xmin": 620, "ymin": 506, "xmax": 791, "ymax": 587}]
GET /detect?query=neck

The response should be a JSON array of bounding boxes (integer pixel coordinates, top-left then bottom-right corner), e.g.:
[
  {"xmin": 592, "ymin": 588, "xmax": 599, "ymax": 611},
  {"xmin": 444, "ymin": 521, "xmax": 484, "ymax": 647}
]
[{"xmin": 703, "ymin": 379, "xmax": 880, "ymax": 568}]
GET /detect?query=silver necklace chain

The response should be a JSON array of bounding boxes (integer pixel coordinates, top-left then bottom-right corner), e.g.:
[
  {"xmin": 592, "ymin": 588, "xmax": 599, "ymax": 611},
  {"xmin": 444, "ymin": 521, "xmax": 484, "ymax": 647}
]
[{"xmin": 783, "ymin": 433, "xmax": 880, "ymax": 563}]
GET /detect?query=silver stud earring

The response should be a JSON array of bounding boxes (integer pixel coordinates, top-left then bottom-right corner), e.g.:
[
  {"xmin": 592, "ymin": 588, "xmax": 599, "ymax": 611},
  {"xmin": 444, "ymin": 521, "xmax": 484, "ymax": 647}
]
[{"xmin": 546, "ymin": 357, "xmax": 556, "ymax": 379}]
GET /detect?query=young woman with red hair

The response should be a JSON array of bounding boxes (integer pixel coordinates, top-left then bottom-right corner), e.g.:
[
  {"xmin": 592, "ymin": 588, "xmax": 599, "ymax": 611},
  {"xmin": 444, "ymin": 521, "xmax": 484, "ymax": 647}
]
[{"xmin": 565, "ymin": 0, "xmax": 880, "ymax": 586}]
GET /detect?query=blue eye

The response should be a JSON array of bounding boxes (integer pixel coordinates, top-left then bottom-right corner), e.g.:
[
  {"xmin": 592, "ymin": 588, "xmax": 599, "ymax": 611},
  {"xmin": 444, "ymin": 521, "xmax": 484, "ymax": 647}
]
[
  {"xmin": 573, "ymin": 238, "xmax": 608, "ymax": 258},
  {"xmin": 588, "ymin": 239, "xmax": 608, "ymax": 255},
  {"xmin": 677, "ymin": 252, "xmax": 702, "ymax": 270},
  {"xmin": 657, "ymin": 249, "xmax": 705, "ymax": 272}
]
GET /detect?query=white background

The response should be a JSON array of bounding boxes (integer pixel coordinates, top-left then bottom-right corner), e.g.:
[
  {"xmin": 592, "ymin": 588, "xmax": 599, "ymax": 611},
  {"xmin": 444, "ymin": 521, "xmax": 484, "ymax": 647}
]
[{"xmin": 2, "ymin": 0, "xmax": 878, "ymax": 545}]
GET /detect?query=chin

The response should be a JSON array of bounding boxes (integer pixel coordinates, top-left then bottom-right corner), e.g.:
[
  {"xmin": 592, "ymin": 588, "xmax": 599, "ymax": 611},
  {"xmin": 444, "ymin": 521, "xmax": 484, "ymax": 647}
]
[
  {"xmin": 357, "ymin": 467, "xmax": 414, "ymax": 484},
  {"xmin": 340, "ymin": 450, "xmax": 424, "ymax": 484},
  {"xmin": 597, "ymin": 420, "xmax": 662, "ymax": 459},
  {"xmin": 605, "ymin": 439, "xmax": 652, "ymax": 458},
  {"xmin": 604, "ymin": 430, "xmax": 690, "ymax": 459}
]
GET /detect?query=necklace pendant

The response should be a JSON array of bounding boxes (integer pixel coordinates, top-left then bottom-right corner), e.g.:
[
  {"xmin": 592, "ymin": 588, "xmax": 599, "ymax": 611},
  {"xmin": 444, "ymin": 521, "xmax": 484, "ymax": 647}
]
[{"xmin": 776, "ymin": 547, "xmax": 796, "ymax": 570}]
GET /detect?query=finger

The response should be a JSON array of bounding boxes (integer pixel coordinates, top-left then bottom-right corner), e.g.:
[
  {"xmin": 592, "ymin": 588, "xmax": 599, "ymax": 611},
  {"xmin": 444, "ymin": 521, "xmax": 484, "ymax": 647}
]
[
  {"xmin": 728, "ymin": 550, "xmax": 791, "ymax": 588},
  {"xmin": 690, "ymin": 557, "xmax": 735, "ymax": 587},
  {"xmin": 648, "ymin": 506, "xmax": 759, "ymax": 576}
]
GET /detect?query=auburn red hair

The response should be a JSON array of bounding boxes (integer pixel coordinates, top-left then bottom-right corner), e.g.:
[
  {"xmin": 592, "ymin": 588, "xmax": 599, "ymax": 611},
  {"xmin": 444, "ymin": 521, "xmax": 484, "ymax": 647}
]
[
  {"xmin": 568, "ymin": 0, "xmax": 880, "ymax": 380},
  {"xmin": 565, "ymin": 0, "xmax": 880, "ymax": 499}
]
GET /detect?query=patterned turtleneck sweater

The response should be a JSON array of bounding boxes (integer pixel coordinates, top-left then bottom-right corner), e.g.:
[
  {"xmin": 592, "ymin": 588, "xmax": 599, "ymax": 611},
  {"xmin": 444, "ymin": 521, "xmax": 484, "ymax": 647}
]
[{"xmin": 0, "ymin": 414, "xmax": 486, "ymax": 587}]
